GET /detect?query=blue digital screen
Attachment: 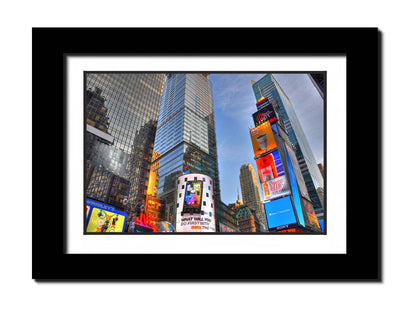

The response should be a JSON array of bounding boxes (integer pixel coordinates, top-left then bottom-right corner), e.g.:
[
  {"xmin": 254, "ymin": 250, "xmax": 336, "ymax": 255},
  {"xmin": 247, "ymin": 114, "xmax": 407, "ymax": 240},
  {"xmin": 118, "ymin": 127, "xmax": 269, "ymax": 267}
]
[
  {"xmin": 264, "ymin": 196, "xmax": 297, "ymax": 229},
  {"xmin": 285, "ymin": 144, "xmax": 306, "ymax": 226},
  {"xmin": 319, "ymin": 218, "xmax": 324, "ymax": 232}
]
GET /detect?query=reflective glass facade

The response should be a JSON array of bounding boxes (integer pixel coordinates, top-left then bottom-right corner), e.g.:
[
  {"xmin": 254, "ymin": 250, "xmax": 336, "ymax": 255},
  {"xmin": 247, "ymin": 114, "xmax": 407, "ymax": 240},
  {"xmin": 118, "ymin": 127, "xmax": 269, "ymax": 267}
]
[
  {"xmin": 153, "ymin": 74, "xmax": 221, "ymax": 222},
  {"xmin": 252, "ymin": 74, "xmax": 324, "ymax": 212},
  {"xmin": 85, "ymin": 73, "xmax": 166, "ymax": 214}
]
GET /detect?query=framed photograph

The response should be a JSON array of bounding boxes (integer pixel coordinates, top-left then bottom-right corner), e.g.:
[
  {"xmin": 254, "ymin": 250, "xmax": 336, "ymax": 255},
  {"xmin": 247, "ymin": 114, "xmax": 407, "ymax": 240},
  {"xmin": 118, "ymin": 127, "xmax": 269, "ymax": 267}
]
[{"xmin": 32, "ymin": 27, "xmax": 381, "ymax": 280}]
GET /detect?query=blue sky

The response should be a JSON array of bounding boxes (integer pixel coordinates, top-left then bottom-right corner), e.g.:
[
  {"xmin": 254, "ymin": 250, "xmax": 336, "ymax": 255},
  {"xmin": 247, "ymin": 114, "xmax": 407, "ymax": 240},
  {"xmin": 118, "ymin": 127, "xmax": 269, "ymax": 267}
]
[{"xmin": 210, "ymin": 73, "xmax": 324, "ymax": 205}]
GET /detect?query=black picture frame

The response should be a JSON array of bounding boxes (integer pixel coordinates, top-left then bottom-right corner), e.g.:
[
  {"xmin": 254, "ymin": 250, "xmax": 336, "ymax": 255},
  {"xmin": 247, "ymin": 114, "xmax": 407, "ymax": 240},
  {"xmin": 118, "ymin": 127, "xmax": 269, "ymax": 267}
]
[{"xmin": 32, "ymin": 27, "xmax": 381, "ymax": 281}]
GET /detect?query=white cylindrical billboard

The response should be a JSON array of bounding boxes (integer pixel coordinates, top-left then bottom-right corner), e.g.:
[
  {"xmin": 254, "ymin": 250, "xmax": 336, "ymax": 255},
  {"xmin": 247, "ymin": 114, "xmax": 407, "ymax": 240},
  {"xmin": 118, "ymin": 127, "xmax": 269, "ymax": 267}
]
[{"xmin": 175, "ymin": 173, "xmax": 216, "ymax": 232}]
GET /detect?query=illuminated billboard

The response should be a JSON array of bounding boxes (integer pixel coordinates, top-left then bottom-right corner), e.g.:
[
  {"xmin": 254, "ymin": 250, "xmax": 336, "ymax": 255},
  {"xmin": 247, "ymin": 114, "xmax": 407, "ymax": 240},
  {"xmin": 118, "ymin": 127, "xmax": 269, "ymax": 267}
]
[
  {"xmin": 256, "ymin": 150, "xmax": 285, "ymax": 183},
  {"xmin": 250, "ymin": 121, "xmax": 278, "ymax": 157},
  {"xmin": 252, "ymin": 103, "xmax": 278, "ymax": 127},
  {"xmin": 219, "ymin": 223, "xmax": 237, "ymax": 232},
  {"xmin": 264, "ymin": 196, "xmax": 298, "ymax": 230},
  {"xmin": 183, "ymin": 180, "xmax": 203, "ymax": 214},
  {"xmin": 302, "ymin": 198, "xmax": 321, "ymax": 230},
  {"xmin": 285, "ymin": 143, "xmax": 310, "ymax": 200},
  {"xmin": 262, "ymin": 176, "xmax": 291, "ymax": 202},
  {"xmin": 256, "ymin": 97, "xmax": 270, "ymax": 110},
  {"xmin": 134, "ymin": 213, "xmax": 157, "ymax": 232},
  {"xmin": 284, "ymin": 143, "xmax": 305, "ymax": 227},
  {"xmin": 256, "ymin": 150, "xmax": 290, "ymax": 201},
  {"xmin": 176, "ymin": 173, "xmax": 216, "ymax": 232},
  {"xmin": 86, "ymin": 198, "xmax": 127, "ymax": 232},
  {"xmin": 318, "ymin": 218, "xmax": 324, "ymax": 232}
]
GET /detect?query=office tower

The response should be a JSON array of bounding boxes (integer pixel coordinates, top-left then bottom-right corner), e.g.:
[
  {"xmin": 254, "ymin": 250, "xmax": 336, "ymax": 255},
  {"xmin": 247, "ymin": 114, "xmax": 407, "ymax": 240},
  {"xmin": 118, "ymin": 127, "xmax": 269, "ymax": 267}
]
[
  {"xmin": 307, "ymin": 73, "xmax": 325, "ymax": 99},
  {"xmin": 239, "ymin": 163, "xmax": 267, "ymax": 231},
  {"xmin": 85, "ymin": 73, "xmax": 166, "ymax": 216},
  {"xmin": 153, "ymin": 73, "xmax": 221, "ymax": 223},
  {"xmin": 251, "ymin": 74, "xmax": 324, "ymax": 215}
]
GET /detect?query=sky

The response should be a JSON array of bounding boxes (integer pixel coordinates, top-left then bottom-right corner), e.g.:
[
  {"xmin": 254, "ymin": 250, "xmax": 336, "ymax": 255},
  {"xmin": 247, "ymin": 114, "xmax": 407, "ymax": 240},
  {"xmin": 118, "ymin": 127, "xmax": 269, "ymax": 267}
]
[{"xmin": 210, "ymin": 73, "xmax": 324, "ymax": 205}]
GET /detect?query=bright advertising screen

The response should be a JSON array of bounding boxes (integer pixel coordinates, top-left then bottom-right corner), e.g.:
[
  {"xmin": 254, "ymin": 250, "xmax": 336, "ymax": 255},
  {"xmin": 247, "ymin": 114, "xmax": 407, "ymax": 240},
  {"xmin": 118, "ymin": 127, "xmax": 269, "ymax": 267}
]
[
  {"xmin": 86, "ymin": 198, "xmax": 127, "ymax": 232},
  {"xmin": 252, "ymin": 103, "xmax": 278, "ymax": 127},
  {"xmin": 219, "ymin": 223, "xmax": 236, "ymax": 232},
  {"xmin": 319, "ymin": 218, "xmax": 324, "ymax": 232},
  {"xmin": 183, "ymin": 180, "xmax": 202, "ymax": 213},
  {"xmin": 250, "ymin": 121, "xmax": 278, "ymax": 157},
  {"xmin": 302, "ymin": 198, "xmax": 321, "ymax": 230},
  {"xmin": 256, "ymin": 150, "xmax": 291, "ymax": 201},
  {"xmin": 176, "ymin": 174, "xmax": 216, "ymax": 232},
  {"xmin": 264, "ymin": 196, "xmax": 297, "ymax": 230}
]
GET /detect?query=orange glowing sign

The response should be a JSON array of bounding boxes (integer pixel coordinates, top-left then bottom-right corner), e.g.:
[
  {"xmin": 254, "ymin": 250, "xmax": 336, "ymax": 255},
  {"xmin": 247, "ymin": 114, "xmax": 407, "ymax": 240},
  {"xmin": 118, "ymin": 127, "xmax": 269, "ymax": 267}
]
[
  {"xmin": 277, "ymin": 228, "xmax": 304, "ymax": 233},
  {"xmin": 250, "ymin": 121, "xmax": 278, "ymax": 157},
  {"xmin": 135, "ymin": 213, "xmax": 157, "ymax": 231}
]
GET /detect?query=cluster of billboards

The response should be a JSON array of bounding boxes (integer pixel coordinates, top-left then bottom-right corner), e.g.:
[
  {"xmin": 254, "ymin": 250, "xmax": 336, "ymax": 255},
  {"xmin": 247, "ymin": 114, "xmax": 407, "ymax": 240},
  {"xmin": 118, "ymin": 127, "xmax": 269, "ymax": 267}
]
[
  {"xmin": 249, "ymin": 97, "xmax": 322, "ymax": 233},
  {"xmin": 85, "ymin": 198, "xmax": 127, "ymax": 233}
]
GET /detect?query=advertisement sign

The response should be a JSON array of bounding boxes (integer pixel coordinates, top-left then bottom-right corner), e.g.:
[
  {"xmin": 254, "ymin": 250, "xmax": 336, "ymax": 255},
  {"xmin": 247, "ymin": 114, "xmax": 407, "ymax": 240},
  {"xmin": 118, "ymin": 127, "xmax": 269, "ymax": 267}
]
[
  {"xmin": 302, "ymin": 199, "xmax": 321, "ymax": 230},
  {"xmin": 176, "ymin": 173, "xmax": 216, "ymax": 232},
  {"xmin": 183, "ymin": 180, "xmax": 203, "ymax": 214},
  {"xmin": 256, "ymin": 150, "xmax": 285, "ymax": 183},
  {"xmin": 277, "ymin": 228, "xmax": 304, "ymax": 233},
  {"xmin": 219, "ymin": 222, "xmax": 236, "ymax": 232},
  {"xmin": 285, "ymin": 143, "xmax": 310, "ymax": 200},
  {"xmin": 86, "ymin": 198, "xmax": 127, "ymax": 232},
  {"xmin": 256, "ymin": 150, "xmax": 290, "ymax": 201},
  {"xmin": 284, "ymin": 144, "xmax": 305, "ymax": 227},
  {"xmin": 319, "ymin": 218, "xmax": 324, "ymax": 232},
  {"xmin": 250, "ymin": 121, "xmax": 278, "ymax": 157},
  {"xmin": 264, "ymin": 196, "xmax": 298, "ymax": 230},
  {"xmin": 262, "ymin": 175, "xmax": 291, "ymax": 202},
  {"xmin": 252, "ymin": 103, "xmax": 278, "ymax": 127},
  {"xmin": 256, "ymin": 97, "xmax": 270, "ymax": 110},
  {"xmin": 134, "ymin": 213, "xmax": 157, "ymax": 232}
]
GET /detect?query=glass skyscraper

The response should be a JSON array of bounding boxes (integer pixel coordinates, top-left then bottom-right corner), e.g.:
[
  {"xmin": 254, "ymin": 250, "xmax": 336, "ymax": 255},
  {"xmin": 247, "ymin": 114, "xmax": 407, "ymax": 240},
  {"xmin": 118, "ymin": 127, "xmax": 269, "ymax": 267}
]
[
  {"xmin": 85, "ymin": 73, "xmax": 166, "ymax": 216},
  {"xmin": 153, "ymin": 73, "xmax": 221, "ymax": 223},
  {"xmin": 251, "ymin": 74, "xmax": 324, "ymax": 214}
]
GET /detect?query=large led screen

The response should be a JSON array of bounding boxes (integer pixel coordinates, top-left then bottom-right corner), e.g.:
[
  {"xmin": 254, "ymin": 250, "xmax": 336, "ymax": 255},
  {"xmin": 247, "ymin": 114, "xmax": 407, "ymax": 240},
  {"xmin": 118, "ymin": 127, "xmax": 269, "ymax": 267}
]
[
  {"xmin": 176, "ymin": 173, "xmax": 216, "ymax": 232},
  {"xmin": 264, "ymin": 196, "xmax": 297, "ymax": 230},
  {"xmin": 86, "ymin": 198, "xmax": 127, "ymax": 232},
  {"xmin": 256, "ymin": 150, "xmax": 290, "ymax": 201},
  {"xmin": 250, "ymin": 121, "xmax": 278, "ymax": 157},
  {"xmin": 183, "ymin": 180, "xmax": 203, "ymax": 214},
  {"xmin": 252, "ymin": 103, "xmax": 278, "ymax": 127}
]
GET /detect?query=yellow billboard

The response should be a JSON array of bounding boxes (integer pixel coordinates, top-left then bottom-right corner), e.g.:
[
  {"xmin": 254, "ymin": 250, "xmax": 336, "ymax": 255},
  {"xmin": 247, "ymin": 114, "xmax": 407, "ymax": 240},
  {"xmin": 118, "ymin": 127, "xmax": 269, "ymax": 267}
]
[
  {"xmin": 86, "ymin": 200, "xmax": 127, "ymax": 233},
  {"xmin": 250, "ymin": 121, "xmax": 278, "ymax": 157}
]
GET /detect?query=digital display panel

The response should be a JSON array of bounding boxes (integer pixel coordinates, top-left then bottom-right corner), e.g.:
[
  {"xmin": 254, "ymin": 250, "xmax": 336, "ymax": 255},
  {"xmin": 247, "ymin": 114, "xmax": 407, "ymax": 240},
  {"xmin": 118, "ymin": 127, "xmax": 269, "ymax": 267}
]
[
  {"xmin": 219, "ymin": 223, "xmax": 237, "ymax": 232},
  {"xmin": 183, "ymin": 180, "xmax": 203, "ymax": 214},
  {"xmin": 319, "ymin": 218, "xmax": 325, "ymax": 232},
  {"xmin": 302, "ymin": 198, "xmax": 321, "ymax": 230},
  {"xmin": 176, "ymin": 173, "xmax": 216, "ymax": 232},
  {"xmin": 256, "ymin": 97, "xmax": 270, "ymax": 110},
  {"xmin": 262, "ymin": 175, "xmax": 291, "ymax": 201},
  {"xmin": 284, "ymin": 143, "xmax": 305, "ymax": 227},
  {"xmin": 250, "ymin": 121, "xmax": 278, "ymax": 157},
  {"xmin": 252, "ymin": 103, "xmax": 278, "ymax": 126},
  {"xmin": 264, "ymin": 196, "xmax": 297, "ymax": 230},
  {"xmin": 86, "ymin": 198, "xmax": 127, "ymax": 232}
]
